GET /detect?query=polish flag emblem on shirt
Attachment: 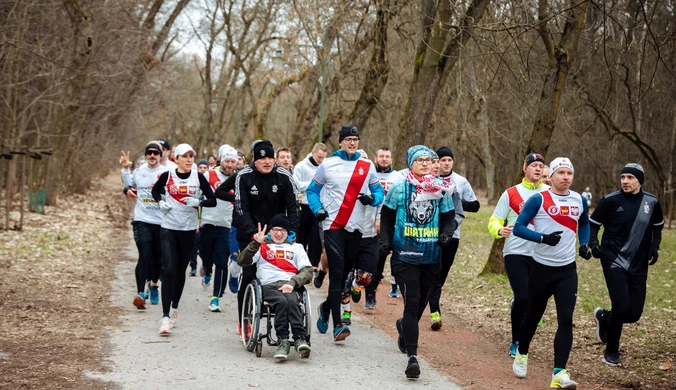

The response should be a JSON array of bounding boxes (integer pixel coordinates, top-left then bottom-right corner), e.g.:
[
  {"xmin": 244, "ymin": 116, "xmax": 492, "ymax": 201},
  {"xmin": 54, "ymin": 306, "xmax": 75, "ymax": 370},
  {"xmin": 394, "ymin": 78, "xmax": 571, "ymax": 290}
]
[{"xmin": 570, "ymin": 206, "xmax": 579, "ymax": 216}]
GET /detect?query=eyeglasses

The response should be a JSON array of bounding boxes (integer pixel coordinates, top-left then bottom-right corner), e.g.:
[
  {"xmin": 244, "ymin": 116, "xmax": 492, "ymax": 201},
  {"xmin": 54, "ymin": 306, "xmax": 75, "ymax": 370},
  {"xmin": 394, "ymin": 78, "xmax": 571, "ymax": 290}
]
[
  {"xmin": 270, "ymin": 227, "xmax": 287, "ymax": 232},
  {"xmin": 343, "ymin": 137, "xmax": 359, "ymax": 143},
  {"xmin": 146, "ymin": 150, "xmax": 160, "ymax": 156},
  {"xmin": 414, "ymin": 158, "xmax": 432, "ymax": 165}
]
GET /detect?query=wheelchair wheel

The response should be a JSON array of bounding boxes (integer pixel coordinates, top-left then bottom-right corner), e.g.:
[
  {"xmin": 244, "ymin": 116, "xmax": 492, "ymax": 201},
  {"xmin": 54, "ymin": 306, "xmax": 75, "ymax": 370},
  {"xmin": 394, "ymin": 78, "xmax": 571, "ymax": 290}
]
[
  {"xmin": 301, "ymin": 287, "xmax": 312, "ymax": 345},
  {"xmin": 241, "ymin": 282, "xmax": 261, "ymax": 352},
  {"xmin": 255, "ymin": 341, "xmax": 262, "ymax": 357}
]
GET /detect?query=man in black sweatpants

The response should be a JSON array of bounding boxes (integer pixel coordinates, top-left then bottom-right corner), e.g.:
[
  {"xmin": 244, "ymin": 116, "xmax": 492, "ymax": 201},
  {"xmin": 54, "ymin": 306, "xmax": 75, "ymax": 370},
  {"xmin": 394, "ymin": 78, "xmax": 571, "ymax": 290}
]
[{"xmin": 589, "ymin": 163, "xmax": 664, "ymax": 367}]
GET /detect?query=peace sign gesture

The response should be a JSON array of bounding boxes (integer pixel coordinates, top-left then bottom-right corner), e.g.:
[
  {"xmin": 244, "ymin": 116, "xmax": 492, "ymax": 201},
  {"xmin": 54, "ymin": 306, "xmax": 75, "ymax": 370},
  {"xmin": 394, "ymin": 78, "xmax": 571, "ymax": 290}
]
[
  {"xmin": 119, "ymin": 151, "xmax": 132, "ymax": 169},
  {"xmin": 253, "ymin": 222, "xmax": 268, "ymax": 244}
]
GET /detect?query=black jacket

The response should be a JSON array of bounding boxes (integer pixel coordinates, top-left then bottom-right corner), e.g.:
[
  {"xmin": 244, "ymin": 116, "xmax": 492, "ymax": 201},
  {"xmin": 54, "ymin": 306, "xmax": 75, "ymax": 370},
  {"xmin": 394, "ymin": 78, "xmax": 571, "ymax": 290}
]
[{"xmin": 233, "ymin": 164, "xmax": 299, "ymax": 241}]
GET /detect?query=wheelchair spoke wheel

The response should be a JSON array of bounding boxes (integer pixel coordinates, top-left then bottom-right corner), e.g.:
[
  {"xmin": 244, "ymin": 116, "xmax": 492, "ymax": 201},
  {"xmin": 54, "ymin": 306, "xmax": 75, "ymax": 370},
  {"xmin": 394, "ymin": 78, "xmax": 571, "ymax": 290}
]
[
  {"xmin": 241, "ymin": 282, "xmax": 261, "ymax": 352},
  {"xmin": 302, "ymin": 287, "xmax": 312, "ymax": 345}
]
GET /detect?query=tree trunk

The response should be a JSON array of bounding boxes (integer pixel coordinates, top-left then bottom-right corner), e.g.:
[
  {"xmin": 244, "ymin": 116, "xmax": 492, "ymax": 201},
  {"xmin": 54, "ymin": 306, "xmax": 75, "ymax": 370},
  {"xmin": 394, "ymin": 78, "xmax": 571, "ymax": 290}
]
[
  {"xmin": 484, "ymin": 0, "xmax": 589, "ymax": 274},
  {"xmin": 480, "ymin": 239, "xmax": 506, "ymax": 275},
  {"xmin": 393, "ymin": 0, "xmax": 490, "ymax": 167}
]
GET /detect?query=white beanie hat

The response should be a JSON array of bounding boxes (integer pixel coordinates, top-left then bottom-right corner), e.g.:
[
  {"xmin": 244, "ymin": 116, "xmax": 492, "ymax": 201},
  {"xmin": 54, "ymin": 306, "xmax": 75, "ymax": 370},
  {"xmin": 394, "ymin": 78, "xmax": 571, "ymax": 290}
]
[
  {"xmin": 549, "ymin": 157, "xmax": 574, "ymax": 175},
  {"xmin": 219, "ymin": 145, "xmax": 238, "ymax": 162}
]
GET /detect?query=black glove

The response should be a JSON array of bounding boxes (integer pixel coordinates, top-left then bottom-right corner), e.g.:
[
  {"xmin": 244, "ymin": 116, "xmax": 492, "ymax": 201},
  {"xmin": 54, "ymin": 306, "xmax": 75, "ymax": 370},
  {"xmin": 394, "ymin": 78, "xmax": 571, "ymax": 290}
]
[
  {"xmin": 578, "ymin": 243, "xmax": 592, "ymax": 260},
  {"xmin": 379, "ymin": 244, "xmax": 391, "ymax": 257},
  {"xmin": 358, "ymin": 193, "xmax": 375, "ymax": 206},
  {"xmin": 591, "ymin": 244, "xmax": 603, "ymax": 259},
  {"xmin": 540, "ymin": 231, "xmax": 563, "ymax": 246},
  {"xmin": 437, "ymin": 235, "xmax": 451, "ymax": 248},
  {"xmin": 316, "ymin": 209, "xmax": 328, "ymax": 222},
  {"xmin": 648, "ymin": 244, "xmax": 659, "ymax": 265}
]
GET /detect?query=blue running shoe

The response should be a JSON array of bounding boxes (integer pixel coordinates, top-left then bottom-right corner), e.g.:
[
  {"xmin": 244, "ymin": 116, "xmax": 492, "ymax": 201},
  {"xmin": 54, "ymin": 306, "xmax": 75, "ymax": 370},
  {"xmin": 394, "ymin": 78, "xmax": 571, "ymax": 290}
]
[
  {"xmin": 148, "ymin": 284, "xmax": 159, "ymax": 305},
  {"xmin": 228, "ymin": 276, "xmax": 239, "ymax": 294},
  {"xmin": 389, "ymin": 283, "xmax": 399, "ymax": 298},
  {"xmin": 510, "ymin": 342, "xmax": 519, "ymax": 358},
  {"xmin": 333, "ymin": 325, "xmax": 351, "ymax": 341},
  {"xmin": 316, "ymin": 305, "xmax": 329, "ymax": 334},
  {"xmin": 209, "ymin": 297, "xmax": 221, "ymax": 312},
  {"xmin": 202, "ymin": 275, "xmax": 212, "ymax": 290}
]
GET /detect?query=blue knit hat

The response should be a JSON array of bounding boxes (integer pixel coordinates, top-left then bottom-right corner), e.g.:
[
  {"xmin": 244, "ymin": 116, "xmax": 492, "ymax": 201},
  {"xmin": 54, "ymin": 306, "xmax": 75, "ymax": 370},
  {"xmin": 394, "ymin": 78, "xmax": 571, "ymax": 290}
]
[{"xmin": 406, "ymin": 145, "xmax": 434, "ymax": 168}]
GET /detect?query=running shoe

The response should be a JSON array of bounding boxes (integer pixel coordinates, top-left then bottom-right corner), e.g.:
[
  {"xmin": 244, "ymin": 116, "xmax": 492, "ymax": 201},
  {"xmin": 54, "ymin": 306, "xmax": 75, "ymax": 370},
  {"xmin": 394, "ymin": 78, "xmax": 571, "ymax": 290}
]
[
  {"xmin": 602, "ymin": 350, "xmax": 622, "ymax": 367},
  {"xmin": 159, "ymin": 317, "xmax": 171, "ymax": 336},
  {"xmin": 169, "ymin": 307, "xmax": 178, "ymax": 329},
  {"xmin": 148, "ymin": 284, "xmax": 159, "ymax": 305},
  {"xmin": 333, "ymin": 325, "xmax": 351, "ymax": 341},
  {"xmin": 189, "ymin": 267, "xmax": 197, "ymax": 277},
  {"xmin": 209, "ymin": 297, "xmax": 221, "ymax": 312},
  {"xmin": 228, "ymin": 276, "xmax": 239, "ymax": 293},
  {"xmin": 512, "ymin": 351, "xmax": 528, "ymax": 378},
  {"xmin": 316, "ymin": 305, "xmax": 329, "ymax": 334},
  {"xmin": 550, "ymin": 369, "xmax": 577, "ymax": 389},
  {"xmin": 430, "ymin": 311, "xmax": 442, "ymax": 331},
  {"xmin": 389, "ymin": 283, "xmax": 399, "ymax": 298},
  {"xmin": 351, "ymin": 286, "xmax": 362, "ymax": 303},
  {"xmin": 202, "ymin": 275, "xmax": 212, "ymax": 290},
  {"xmin": 274, "ymin": 339, "xmax": 291, "ymax": 359},
  {"xmin": 342, "ymin": 310, "xmax": 352, "ymax": 325},
  {"xmin": 509, "ymin": 342, "xmax": 519, "ymax": 358},
  {"xmin": 396, "ymin": 318, "xmax": 406, "ymax": 354},
  {"xmin": 364, "ymin": 292, "xmax": 376, "ymax": 309},
  {"xmin": 594, "ymin": 307, "xmax": 608, "ymax": 344},
  {"xmin": 405, "ymin": 356, "xmax": 421, "ymax": 379},
  {"xmin": 313, "ymin": 270, "xmax": 327, "ymax": 288},
  {"xmin": 133, "ymin": 293, "xmax": 146, "ymax": 310},
  {"xmin": 294, "ymin": 338, "xmax": 311, "ymax": 358},
  {"xmin": 236, "ymin": 323, "xmax": 252, "ymax": 338}
]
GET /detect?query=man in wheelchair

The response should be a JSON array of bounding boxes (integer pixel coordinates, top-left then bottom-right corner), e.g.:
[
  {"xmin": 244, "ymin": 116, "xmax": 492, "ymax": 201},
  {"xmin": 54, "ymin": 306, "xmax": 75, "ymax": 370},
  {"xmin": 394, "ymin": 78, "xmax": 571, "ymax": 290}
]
[{"xmin": 238, "ymin": 214, "xmax": 313, "ymax": 359}]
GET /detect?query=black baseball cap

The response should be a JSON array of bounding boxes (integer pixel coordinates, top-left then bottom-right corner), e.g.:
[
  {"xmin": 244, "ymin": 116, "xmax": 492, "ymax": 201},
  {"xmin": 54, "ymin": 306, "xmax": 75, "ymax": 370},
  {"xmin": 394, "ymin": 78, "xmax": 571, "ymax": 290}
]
[{"xmin": 157, "ymin": 139, "xmax": 171, "ymax": 150}]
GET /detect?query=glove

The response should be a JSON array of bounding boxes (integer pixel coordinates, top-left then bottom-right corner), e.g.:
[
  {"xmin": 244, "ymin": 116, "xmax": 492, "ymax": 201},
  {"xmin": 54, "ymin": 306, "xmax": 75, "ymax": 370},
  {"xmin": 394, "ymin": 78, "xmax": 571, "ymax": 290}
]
[
  {"xmin": 358, "ymin": 193, "xmax": 375, "ymax": 206},
  {"xmin": 591, "ymin": 244, "xmax": 603, "ymax": 259},
  {"xmin": 316, "ymin": 209, "xmax": 328, "ymax": 222},
  {"xmin": 540, "ymin": 230, "xmax": 563, "ymax": 246},
  {"xmin": 182, "ymin": 197, "xmax": 200, "ymax": 207},
  {"xmin": 159, "ymin": 200, "xmax": 172, "ymax": 212},
  {"xmin": 648, "ymin": 244, "xmax": 659, "ymax": 265},
  {"xmin": 578, "ymin": 243, "xmax": 592, "ymax": 260},
  {"xmin": 379, "ymin": 244, "xmax": 391, "ymax": 257},
  {"xmin": 437, "ymin": 235, "xmax": 451, "ymax": 248}
]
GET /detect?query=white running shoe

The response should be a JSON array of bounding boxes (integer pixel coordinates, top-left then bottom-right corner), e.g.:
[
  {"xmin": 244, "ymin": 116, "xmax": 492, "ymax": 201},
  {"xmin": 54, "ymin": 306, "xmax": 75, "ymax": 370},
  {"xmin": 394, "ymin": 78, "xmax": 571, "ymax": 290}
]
[
  {"xmin": 159, "ymin": 317, "xmax": 171, "ymax": 336},
  {"xmin": 550, "ymin": 369, "xmax": 577, "ymax": 389},
  {"xmin": 169, "ymin": 308, "xmax": 178, "ymax": 329},
  {"xmin": 512, "ymin": 351, "xmax": 528, "ymax": 378}
]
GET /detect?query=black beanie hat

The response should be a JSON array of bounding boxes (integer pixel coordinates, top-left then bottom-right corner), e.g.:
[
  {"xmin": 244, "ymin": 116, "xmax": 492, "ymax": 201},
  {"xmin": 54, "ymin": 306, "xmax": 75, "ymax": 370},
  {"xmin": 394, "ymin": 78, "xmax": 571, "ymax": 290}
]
[
  {"xmin": 269, "ymin": 214, "xmax": 290, "ymax": 232},
  {"xmin": 339, "ymin": 125, "xmax": 359, "ymax": 143},
  {"xmin": 525, "ymin": 152, "xmax": 545, "ymax": 167},
  {"xmin": 253, "ymin": 140, "xmax": 274, "ymax": 161},
  {"xmin": 197, "ymin": 159, "xmax": 209, "ymax": 167},
  {"xmin": 146, "ymin": 142, "xmax": 162, "ymax": 156},
  {"xmin": 436, "ymin": 146, "xmax": 454, "ymax": 160},
  {"xmin": 620, "ymin": 163, "xmax": 645, "ymax": 184},
  {"xmin": 157, "ymin": 138, "xmax": 171, "ymax": 150}
]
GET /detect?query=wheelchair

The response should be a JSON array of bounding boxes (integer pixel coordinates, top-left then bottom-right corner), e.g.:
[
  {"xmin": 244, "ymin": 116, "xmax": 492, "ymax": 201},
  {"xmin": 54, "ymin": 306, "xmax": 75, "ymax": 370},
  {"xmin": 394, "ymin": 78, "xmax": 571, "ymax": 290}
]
[{"xmin": 241, "ymin": 279, "xmax": 312, "ymax": 357}]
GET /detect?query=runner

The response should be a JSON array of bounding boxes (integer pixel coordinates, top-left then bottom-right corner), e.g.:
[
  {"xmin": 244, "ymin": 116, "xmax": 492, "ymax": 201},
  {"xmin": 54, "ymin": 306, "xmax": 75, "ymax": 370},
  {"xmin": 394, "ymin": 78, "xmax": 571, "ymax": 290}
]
[
  {"xmin": 307, "ymin": 125, "xmax": 384, "ymax": 342},
  {"xmin": 122, "ymin": 141, "xmax": 169, "ymax": 310},
  {"xmin": 275, "ymin": 147, "xmax": 293, "ymax": 172},
  {"xmin": 428, "ymin": 146, "xmax": 479, "ymax": 330},
  {"xmin": 582, "ymin": 187, "xmax": 592, "ymax": 204},
  {"xmin": 364, "ymin": 147, "xmax": 403, "ymax": 308},
  {"xmin": 151, "ymin": 143, "xmax": 217, "ymax": 336},
  {"xmin": 511, "ymin": 157, "xmax": 590, "ymax": 389},
  {"xmin": 487, "ymin": 152, "xmax": 547, "ymax": 357},
  {"xmin": 208, "ymin": 155, "xmax": 217, "ymax": 170},
  {"xmin": 232, "ymin": 140, "xmax": 300, "ymax": 336},
  {"xmin": 199, "ymin": 146, "xmax": 238, "ymax": 312},
  {"xmin": 542, "ymin": 165, "xmax": 552, "ymax": 186},
  {"xmin": 197, "ymin": 159, "xmax": 209, "ymax": 174},
  {"xmin": 380, "ymin": 145, "xmax": 457, "ymax": 379},
  {"xmin": 293, "ymin": 143, "xmax": 328, "ymax": 275},
  {"xmin": 588, "ymin": 163, "xmax": 663, "ymax": 367}
]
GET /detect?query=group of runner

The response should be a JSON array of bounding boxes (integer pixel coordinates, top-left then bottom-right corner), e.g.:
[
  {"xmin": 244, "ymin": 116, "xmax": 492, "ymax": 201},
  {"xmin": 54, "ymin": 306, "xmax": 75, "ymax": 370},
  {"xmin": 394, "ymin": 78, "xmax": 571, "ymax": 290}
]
[{"xmin": 120, "ymin": 127, "xmax": 663, "ymax": 387}]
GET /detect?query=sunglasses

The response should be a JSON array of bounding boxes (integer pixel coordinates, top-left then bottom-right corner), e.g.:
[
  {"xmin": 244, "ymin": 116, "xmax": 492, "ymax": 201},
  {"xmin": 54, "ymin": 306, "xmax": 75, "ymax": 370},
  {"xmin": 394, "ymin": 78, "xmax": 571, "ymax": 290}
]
[{"xmin": 146, "ymin": 150, "xmax": 160, "ymax": 156}]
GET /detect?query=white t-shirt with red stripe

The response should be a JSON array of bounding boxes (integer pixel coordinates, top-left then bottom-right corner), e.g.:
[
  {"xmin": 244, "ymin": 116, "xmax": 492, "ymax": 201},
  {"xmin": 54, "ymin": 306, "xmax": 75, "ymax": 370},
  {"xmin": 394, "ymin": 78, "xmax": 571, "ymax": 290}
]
[
  {"xmin": 492, "ymin": 181, "xmax": 548, "ymax": 256},
  {"xmin": 250, "ymin": 242, "xmax": 312, "ymax": 285},
  {"xmin": 200, "ymin": 169, "xmax": 234, "ymax": 228},
  {"xmin": 161, "ymin": 169, "xmax": 202, "ymax": 231},
  {"xmin": 313, "ymin": 156, "xmax": 380, "ymax": 233}
]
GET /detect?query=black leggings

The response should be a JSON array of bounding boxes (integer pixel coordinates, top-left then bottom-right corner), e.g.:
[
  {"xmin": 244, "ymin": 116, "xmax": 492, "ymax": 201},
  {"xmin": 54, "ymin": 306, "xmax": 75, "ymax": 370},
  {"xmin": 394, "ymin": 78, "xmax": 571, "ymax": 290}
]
[
  {"xmin": 200, "ymin": 225, "xmax": 230, "ymax": 297},
  {"xmin": 263, "ymin": 284, "xmax": 305, "ymax": 340},
  {"xmin": 321, "ymin": 229, "xmax": 362, "ymax": 328},
  {"xmin": 518, "ymin": 261, "xmax": 577, "ymax": 369},
  {"xmin": 297, "ymin": 206, "xmax": 322, "ymax": 267},
  {"xmin": 132, "ymin": 221, "xmax": 162, "ymax": 294},
  {"xmin": 428, "ymin": 238, "xmax": 460, "ymax": 313},
  {"xmin": 366, "ymin": 243, "xmax": 388, "ymax": 296},
  {"xmin": 393, "ymin": 261, "xmax": 439, "ymax": 356},
  {"xmin": 237, "ymin": 238, "xmax": 257, "ymax": 324},
  {"xmin": 160, "ymin": 228, "xmax": 196, "ymax": 316},
  {"xmin": 504, "ymin": 254, "xmax": 534, "ymax": 344},
  {"xmin": 602, "ymin": 267, "xmax": 647, "ymax": 353}
]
